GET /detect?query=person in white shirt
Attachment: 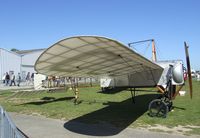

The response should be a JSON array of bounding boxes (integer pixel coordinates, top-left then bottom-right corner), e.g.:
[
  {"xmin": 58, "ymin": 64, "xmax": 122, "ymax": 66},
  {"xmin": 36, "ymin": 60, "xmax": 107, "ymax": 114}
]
[{"xmin": 10, "ymin": 73, "xmax": 16, "ymax": 86}]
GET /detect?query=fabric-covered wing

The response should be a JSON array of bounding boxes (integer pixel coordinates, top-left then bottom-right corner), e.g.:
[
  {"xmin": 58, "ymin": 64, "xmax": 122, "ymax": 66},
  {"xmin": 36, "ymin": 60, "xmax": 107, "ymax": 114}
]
[{"xmin": 35, "ymin": 36, "xmax": 163, "ymax": 82}]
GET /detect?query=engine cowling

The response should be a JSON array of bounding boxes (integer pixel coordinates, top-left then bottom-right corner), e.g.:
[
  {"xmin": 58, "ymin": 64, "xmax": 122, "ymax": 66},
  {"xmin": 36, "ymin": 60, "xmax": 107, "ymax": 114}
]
[{"xmin": 172, "ymin": 62, "xmax": 184, "ymax": 85}]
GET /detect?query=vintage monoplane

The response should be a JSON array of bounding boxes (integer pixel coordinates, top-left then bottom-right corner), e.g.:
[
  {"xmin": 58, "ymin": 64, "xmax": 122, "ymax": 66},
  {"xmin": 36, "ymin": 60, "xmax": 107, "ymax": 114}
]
[{"xmin": 35, "ymin": 36, "xmax": 192, "ymax": 117}]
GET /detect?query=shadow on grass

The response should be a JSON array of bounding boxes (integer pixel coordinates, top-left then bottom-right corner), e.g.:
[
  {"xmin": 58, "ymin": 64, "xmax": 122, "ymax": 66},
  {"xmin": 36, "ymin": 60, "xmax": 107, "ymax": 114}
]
[
  {"xmin": 98, "ymin": 87, "xmax": 128, "ymax": 94},
  {"xmin": 173, "ymin": 106, "xmax": 186, "ymax": 110},
  {"xmin": 98, "ymin": 87, "xmax": 158, "ymax": 95},
  {"xmin": 20, "ymin": 96, "xmax": 74, "ymax": 105},
  {"xmin": 64, "ymin": 93, "xmax": 161, "ymax": 136}
]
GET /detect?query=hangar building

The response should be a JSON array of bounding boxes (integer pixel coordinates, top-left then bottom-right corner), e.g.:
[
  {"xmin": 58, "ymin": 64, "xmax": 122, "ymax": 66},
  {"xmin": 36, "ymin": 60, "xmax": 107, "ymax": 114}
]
[{"xmin": 0, "ymin": 48, "xmax": 45, "ymax": 81}]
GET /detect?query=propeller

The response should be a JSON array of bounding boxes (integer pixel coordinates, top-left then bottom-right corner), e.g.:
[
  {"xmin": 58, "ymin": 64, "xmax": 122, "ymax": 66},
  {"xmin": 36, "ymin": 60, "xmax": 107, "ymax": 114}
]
[{"xmin": 184, "ymin": 42, "xmax": 193, "ymax": 99}]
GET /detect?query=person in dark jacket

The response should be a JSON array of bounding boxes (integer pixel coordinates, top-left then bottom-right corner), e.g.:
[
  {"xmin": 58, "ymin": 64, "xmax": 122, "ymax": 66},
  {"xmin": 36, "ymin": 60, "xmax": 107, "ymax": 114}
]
[
  {"xmin": 16, "ymin": 73, "xmax": 21, "ymax": 87},
  {"xmin": 5, "ymin": 72, "xmax": 10, "ymax": 86}
]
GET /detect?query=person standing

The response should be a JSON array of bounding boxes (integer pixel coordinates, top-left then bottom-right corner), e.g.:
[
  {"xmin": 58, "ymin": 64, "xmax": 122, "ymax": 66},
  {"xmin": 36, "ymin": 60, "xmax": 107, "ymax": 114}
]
[
  {"xmin": 10, "ymin": 73, "xmax": 16, "ymax": 86},
  {"xmin": 5, "ymin": 72, "xmax": 10, "ymax": 86},
  {"xmin": 26, "ymin": 72, "xmax": 31, "ymax": 85},
  {"xmin": 16, "ymin": 73, "xmax": 21, "ymax": 87}
]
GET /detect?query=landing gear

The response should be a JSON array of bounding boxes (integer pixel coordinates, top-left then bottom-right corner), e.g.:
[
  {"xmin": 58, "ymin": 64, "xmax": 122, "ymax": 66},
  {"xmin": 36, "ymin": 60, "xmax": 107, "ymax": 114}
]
[
  {"xmin": 148, "ymin": 72, "xmax": 175, "ymax": 118},
  {"xmin": 148, "ymin": 99, "xmax": 168, "ymax": 118},
  {"xmin": 148, "ymin": 96, "xmax": 173, "ymax": 118}
]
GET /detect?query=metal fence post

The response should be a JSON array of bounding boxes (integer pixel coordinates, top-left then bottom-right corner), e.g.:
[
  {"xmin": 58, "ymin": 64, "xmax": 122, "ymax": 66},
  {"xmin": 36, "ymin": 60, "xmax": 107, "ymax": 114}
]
[
  {"xmin": 0, "ymin": 107, "xmax": 4, "ymax": 138},
  {"xmin": 0, "ymin": 106, "xmax": 27, "ymax": 138}
]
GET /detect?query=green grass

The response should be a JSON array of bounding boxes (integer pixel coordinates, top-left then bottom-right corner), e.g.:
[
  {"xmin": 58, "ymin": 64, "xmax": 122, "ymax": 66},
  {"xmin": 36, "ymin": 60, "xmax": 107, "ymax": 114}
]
[{"xmin": 0, "ymin": 80, "xmax": 200, "ymax": 135}]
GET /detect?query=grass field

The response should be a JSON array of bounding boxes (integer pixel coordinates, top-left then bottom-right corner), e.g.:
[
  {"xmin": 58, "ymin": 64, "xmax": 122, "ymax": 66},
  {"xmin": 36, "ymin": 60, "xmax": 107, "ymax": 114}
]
[{"xmin": 0, "ymin": 80, "xmax": 200, "ymax": 135}]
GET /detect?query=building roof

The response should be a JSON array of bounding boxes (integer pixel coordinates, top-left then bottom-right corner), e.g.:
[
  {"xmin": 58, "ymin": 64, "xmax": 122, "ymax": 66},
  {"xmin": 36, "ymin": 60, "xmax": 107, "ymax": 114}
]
[
  {"xmin": 15, "ymin": 48, "xmax": 46, "ymax": 55},
  {"xmin": 0, "ymin": 48, "xmax": 21, "ymax": 56}
]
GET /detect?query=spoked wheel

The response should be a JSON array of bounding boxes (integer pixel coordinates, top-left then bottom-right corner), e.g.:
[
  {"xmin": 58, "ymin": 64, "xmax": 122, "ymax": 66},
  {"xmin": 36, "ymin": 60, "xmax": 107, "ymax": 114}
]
[
  {"xmin": 164, "ymin": 98, "xmax": 173, "ymax": 111},
  {"xmin": 148, "ymin": 99, "xmax": 169, "ymax": 118}
]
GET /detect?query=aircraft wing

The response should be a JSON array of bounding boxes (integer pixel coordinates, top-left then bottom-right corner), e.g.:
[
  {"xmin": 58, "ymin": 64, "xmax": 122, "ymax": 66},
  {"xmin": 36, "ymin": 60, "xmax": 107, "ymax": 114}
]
[{"xmin": 35, "ymin": 36, "xmax": 163, "ymax": 86}]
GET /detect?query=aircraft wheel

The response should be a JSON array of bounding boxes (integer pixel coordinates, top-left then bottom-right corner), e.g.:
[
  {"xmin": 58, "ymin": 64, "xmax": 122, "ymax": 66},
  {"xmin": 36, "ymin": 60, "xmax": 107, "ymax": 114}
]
[{"xmin": 148, "ymin": 99, "xmax": 169, "ymax": 118}]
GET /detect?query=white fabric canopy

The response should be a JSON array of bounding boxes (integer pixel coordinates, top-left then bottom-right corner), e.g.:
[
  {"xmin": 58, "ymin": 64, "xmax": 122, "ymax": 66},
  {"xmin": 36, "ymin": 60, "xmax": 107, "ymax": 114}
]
[{"xmin": 35, "ymin": 36, "xmax": 163, "ymax": 79}]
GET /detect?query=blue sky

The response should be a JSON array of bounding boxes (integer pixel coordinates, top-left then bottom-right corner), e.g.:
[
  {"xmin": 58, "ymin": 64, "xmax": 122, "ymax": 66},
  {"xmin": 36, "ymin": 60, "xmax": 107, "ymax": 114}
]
[{"xmin": 0, "ymin": 0, "xmax": 199, "ymax": 70}]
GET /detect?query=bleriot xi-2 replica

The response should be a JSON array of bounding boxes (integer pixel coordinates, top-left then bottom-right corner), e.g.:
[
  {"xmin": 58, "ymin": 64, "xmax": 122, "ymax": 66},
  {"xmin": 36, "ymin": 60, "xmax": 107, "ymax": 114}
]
[{"xmin": 35, "ymin": 36, "xmax": 192, "ymax": 118}]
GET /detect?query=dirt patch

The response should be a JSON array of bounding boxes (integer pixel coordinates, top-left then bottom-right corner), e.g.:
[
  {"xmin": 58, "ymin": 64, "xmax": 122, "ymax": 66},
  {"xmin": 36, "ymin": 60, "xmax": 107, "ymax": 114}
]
[{"xmin": 137, "ymin": 124, "xmax": 200, "ymax": 135}]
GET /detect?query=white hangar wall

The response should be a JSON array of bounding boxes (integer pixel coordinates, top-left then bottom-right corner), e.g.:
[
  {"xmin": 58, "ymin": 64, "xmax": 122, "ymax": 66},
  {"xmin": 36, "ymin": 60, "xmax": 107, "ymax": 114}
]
[
  {"xmin": 0, "ymin": 48, "xmax": 45, "ymax": 81},
  {"xmin": 0, "ymin": 48, "xmax": 21, "ymax": 80},
  {"xmin": 21, "ymin": 50, "xmax": 45, "ymax": 80},
  {"xmin": 21, "ymin": 50, "xmax": 44, "ymax": 67}
]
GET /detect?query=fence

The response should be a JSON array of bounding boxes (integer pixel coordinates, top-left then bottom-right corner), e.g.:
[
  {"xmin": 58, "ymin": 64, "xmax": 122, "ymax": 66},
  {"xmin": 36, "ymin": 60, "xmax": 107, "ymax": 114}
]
[{"xmin": 0, "ymin": 106, "xmax": 28, "ymax": 138}]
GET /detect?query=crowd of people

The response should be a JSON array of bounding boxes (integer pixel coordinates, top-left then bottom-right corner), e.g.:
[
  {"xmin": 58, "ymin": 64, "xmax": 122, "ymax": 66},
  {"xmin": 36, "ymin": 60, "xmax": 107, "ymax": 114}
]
[
  {"xmin": 2, "ymin": 72, "xmax": 34, "ymax": 87},
  {"xmin": 2, "ymin": 72, "xmax": 96, "ymax": 89}
]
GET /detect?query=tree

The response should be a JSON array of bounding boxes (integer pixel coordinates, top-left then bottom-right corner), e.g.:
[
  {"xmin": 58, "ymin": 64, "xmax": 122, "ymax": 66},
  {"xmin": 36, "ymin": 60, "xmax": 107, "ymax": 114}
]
[{"xmin": 10, "ymin": 48, "xmax": 20, "ymax": 52}]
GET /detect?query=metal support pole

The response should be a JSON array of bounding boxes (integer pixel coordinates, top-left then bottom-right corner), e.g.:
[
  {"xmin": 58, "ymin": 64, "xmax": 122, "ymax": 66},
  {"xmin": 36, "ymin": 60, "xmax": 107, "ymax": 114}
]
[
  {"xmin": 152, "ymin": 39, "xmax": 157, "ymax": 62},
  {"xmin": 130, "ymin": 88, "xmax": 136, "ymax": 104},
  {"xmin": 128, "ymin": 39, "xmax": 154, "ymax": 47},
  {"xmin": 134, "ymin": 88, "xmax": 136, "ymax": 103}
]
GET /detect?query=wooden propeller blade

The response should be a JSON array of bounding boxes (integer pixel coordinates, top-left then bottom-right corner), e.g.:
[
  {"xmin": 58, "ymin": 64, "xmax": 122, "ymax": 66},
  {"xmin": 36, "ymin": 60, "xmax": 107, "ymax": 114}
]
[{"xmin": 184, "ymin": 42, "xmax": 193, "ymax": 99}]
